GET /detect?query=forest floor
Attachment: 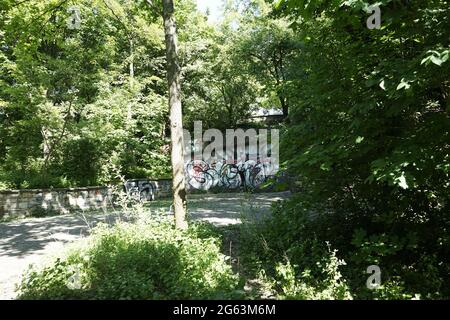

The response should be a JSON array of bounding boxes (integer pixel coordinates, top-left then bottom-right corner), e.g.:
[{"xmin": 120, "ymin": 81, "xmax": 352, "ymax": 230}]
[{"xmin": 0, "ymin": 191, "xmax": 290, "ymax": 300}]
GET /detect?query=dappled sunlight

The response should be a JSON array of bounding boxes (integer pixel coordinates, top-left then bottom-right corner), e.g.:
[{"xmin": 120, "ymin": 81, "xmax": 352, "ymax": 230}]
[{"xmin": 0, "ymin": 192, "xmax": 290, "ymax": 299}]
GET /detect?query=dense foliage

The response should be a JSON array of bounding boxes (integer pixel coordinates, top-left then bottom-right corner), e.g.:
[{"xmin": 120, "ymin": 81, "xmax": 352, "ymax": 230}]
[
  {"xmin": 235, "ymin": 0, "xmax": 449, "ymax": 299},
  {"xmin": 18, "ymin": 219, "xmax": 242, "ymax": 299},
  {"xmin": 0, "ymin": 0, "xmax": 278, "ymax": 189},
  {"xmin": 0, "ymin": 0, "xmax": 173, "ymax": 188}
]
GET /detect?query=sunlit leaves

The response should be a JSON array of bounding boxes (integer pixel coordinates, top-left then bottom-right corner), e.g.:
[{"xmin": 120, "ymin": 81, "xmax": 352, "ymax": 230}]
[
  {"xmin": 396, "ymin": 78, "xmax": 411, "ymax": 91},
  {"xmin": 421, "ymin": 49, "xmax": 450, "ymax": 66}
]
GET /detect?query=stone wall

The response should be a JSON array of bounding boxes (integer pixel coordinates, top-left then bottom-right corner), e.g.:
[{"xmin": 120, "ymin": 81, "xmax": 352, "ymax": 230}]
[{"xmin": 0, "ymin": 179, "xmax": 172, "ymax": 219}]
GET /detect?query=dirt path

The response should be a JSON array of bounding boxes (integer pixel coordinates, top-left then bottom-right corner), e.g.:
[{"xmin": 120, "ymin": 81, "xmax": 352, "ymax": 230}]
[{"xmin": 0, "ymin": 192, "xmax": 289, "ymax": 300}]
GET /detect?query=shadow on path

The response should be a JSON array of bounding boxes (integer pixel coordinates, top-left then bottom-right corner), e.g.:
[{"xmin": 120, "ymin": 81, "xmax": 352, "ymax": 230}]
[{"xmin": 0, "ymin": 191, "xmax": 290, "ymax": 299}]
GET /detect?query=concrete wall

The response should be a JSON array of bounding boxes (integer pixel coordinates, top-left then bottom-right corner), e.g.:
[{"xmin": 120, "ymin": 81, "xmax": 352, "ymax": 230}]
[{"xmin": 0, "ymin": 179, "xmax": 172, "ymax": 219}]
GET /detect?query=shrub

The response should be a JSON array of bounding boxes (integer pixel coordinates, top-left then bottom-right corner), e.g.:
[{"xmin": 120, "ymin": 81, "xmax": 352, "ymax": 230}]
[
  {"xmin": 274, "ymin": 247, "xmax": 353, "ymax": 300},
  {"xmin": 238, "ymin": 206, "xmax": 353, "ymax": 300},
  {"xmin": 238, "ymin": 195, "xmax": 449, "ymax": 300},
  {"xmin": 18, "ymin": 219, "xmax": 243, "ymax": 300},
  {"xmin": 0, "ymin": 179, "xmax": 13, "ymax": 191}
]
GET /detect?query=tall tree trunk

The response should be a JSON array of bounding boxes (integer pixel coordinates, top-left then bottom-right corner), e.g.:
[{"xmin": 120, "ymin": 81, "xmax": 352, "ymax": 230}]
[
  {"xmin": 127, "ymin": 37, "xmax": 134, "ymax": 127},
  {"xmin": 278, "ymin": 93, "xmax": 289, "ymax": 119},
  {"xmin": 162, "ymin": 0, "xmax": 188, "ymax": 230}
]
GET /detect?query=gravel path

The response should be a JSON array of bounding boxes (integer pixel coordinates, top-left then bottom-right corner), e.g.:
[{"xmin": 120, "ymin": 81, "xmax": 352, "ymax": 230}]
[{"xmin": 0, "ymin": 192, "xmax": 289, "ymax": 300}]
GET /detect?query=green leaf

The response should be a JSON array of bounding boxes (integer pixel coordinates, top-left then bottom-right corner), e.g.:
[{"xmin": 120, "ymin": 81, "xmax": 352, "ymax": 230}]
[
  {"xmin": 396, "ymin": 174, "xmax": 408, "ymax": 189},
  {"xmin": 396, "ymin": 78, "xmax": 411, "ymax": 90},
  {"xmin": 274, "ymin": 0, "xmax": 285, "ymax": 9},
  {"xmin": 430, "ymin": 55, "xmax": 443, "ymax": 66}
]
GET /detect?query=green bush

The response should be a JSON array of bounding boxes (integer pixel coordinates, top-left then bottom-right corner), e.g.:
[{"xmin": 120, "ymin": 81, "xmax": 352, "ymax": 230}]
[
  {"xmin": 58, "ymin": 138, "xmax": 100, "ymax": 187},
  {"xmin": 238, "ymin": 196, "xmax": 449, "ymax": 300},
  {"xmin": 239, "ymin": 214, "xmax": 354, "ymax": 300},
  {"xmin": 274, "ymin": 248, "xmax": 353, "ymax": 300},
  {"xmin": 18, "ymin": 220, "xmax": 243, "ymax": 300}
]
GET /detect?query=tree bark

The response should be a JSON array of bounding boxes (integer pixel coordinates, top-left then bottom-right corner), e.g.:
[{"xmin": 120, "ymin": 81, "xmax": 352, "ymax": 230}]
[
  {"xmin": 162, "ymin": 0, "xmax": 188, "ymax": 230},
  {"xmin": 127, "ymin": 38, "xmax": 134, "ymax": 127}
]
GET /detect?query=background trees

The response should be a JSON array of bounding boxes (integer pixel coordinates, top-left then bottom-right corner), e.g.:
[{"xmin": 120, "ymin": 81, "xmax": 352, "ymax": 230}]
[
  {"xmin": 0, "ymin": 0, "xmax": 288, "ymax": 189},
  {"xmin": 0, "ymin": 0, "xmax": 286, "ymax": 189},
  {"xmin": 0, "ymin": 0, "xmax": 170, "ymax": 188}
]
